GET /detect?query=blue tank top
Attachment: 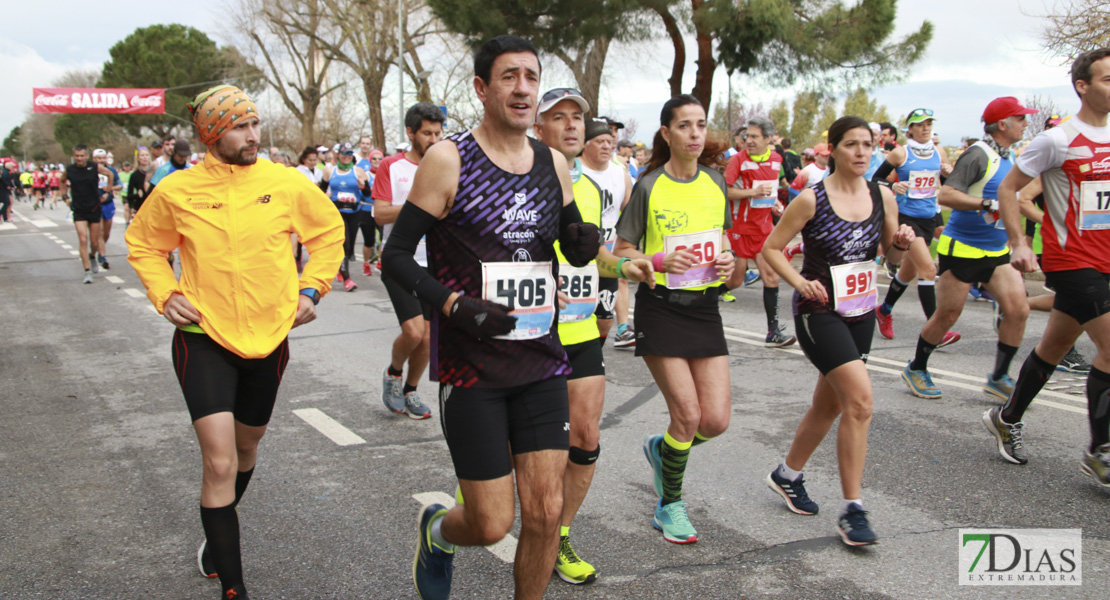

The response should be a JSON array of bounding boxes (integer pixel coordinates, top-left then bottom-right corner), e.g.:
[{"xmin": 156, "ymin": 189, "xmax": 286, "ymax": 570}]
[
  {"xmin": 895, "ymin": 144, "xmax": 941, "ymax": 219},
  {"xmin": 329, "ymin": 167, "xmax": 361, "ymax": 214},
  {"xmin": 426, "ymin": 131, "xmax": 570, "ymax": 388},
  {"xmin": 360, "ymin": 173, "xmax": 375, "ymax": 212},
  {"xmin": 943, "ymin": 144, "xmax": 1013, "ymax": 252},
  {"xmin": 794, "ymin": 181, "xmax": 885, "ymax": 321}
]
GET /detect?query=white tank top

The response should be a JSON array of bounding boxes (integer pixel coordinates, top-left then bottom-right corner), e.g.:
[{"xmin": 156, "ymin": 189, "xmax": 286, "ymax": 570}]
[{"xmin": 581, "ymin": 162, "xmax": 627, "ymax": 249}]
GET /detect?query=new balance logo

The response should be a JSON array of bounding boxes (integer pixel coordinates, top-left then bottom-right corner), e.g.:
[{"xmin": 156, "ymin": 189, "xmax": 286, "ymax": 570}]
[{"xmin": 255, "ymin": 194, "xmax": 272, "ymax": 204}]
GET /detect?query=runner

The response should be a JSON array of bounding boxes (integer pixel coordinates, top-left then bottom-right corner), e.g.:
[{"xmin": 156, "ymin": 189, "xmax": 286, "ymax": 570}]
[
  {"xmin": 126, "ymin": 84, "xmax": 344, "ymax": 600},
  {"xmin": 901, "ymin": 97, "xmax": 1036, "ymax": 400},
  {"xmin": 762, "ymin": 115, "xmax": 914, "ymax": 546},
  {"xmin": 0, "ymin": 162, "xmax": 13, "ymax": 222},
  {"xmin": 613, "ymin": 94, "xmax": 737, "ymax": 545},
  {"xmin": 533, "ymin": 91, "xmax": 652, "ymax": 584},
  {"xmin": 722, "ymin": 117, "xmax": 797, "ymax": 347},
  {"xmin": 373, "ymin": 103, "xmax": 445, "ymax": 419},
  {"xmin": 983, "ymin": 49, "xmax": 1110, "ymax": 480},
  {"xmin": 150, "ymin": 140, "xmax": 193, "ymax": 187},
  {"xmin": 154, "ymin": 134, "xmax": 174, "ymax": 169},
  {"xmin": 127, "ymin": 147, "xmax": 154, "ymax": 217},
  {"xmin": 59, "ymin": 146, "xmax": 116, "ymax": 283},
  {"xmin": 47, "ymin": 166, "xmax": 61, "ymax": 209},
  {"xmin": 324, "ymin": 142, "xmax": 370, "ymax": 291},
  {"xmin": 871, "ymin": 108, "xmax": 960, "ymax": 346},
  {"xmin": 580, "ymin": 117, "xmax": 637, "ymax": 349},
  {"xmin": 360, "ymin": 148, "xmax": 385, "ymax": 275},
  {"xmin": 379, "ymin": 35, "xmax": 600, "ymax": 600},
  {"xmin": 787, "ymin": 143, "xmax": 828, "ymax": 199},
  {"xmin": 117, "ymin": 161, "xmax": 133, "ymax": 223},
  {"xmin": 31, "ymin": 165, "xmax": 46, "ymax": 209},
  {"xmin": 93, "ymin": 149, "xmax": 122, "ymax": 270}
]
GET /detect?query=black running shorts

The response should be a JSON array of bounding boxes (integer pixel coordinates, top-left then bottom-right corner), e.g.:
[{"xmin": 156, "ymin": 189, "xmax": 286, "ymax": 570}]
[
  {"xmin": 565, "ymin": 338, "xmax": 605, "ymax": 381},
  {"xmin": 898, "ymin": 213, "xmax": 938, "ymax": 245},
  {"xmin": 359, "ymin": 209, "xmax": 377, "ymax": 248},
  {"xmin": 938, "ymin": 253, "xmax": 1011, "ymax": 285},
  {"xmin": 171, "ymin": 330, "xmax": 290, "ymax": 426},
  {"xmin": 1045, "ymin": 269, "xmax": 1110, "ymax": 325},
  {"xmin": 72, "ymin": 207, "xmax": 102, "ymax": 223},
  {"xmin": 438, "ymin": 376, "xmax": 570, "ymax": 481},
  {"xmin": 594, "ymin": 277, "xmax": 618, "ymax": 321},
  {"xmin": 795, "ymin": 311, "xmax": 875, "ymax": 375},
  {"xmin": 383, "ymin": 272, "xmax": 432, "ymax": 324}
]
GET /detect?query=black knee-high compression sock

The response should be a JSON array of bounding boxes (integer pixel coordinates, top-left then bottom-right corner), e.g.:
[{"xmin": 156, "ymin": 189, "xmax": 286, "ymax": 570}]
[
  {"xmin": 233, "ymin": 468, "xmax": 254, "ymax": 507},
  {"xmin": 918, "ymin": 281, "xmax": 937, "ymax": 318},
  {"xmin": 993, "ymin": 343, "xmax": 1019, "ymax": 380},
  {"xmin": 763, "ymin": 286, "xmax": 780, "ymax": 332},
  {"xmin": 881, "ymin": 274, "xmax": 909, "ymax": 314},
  {"xmin": 200, "ymin": 503, "xmax": 244, "ymax": 595},
  {"xmin": 1001, "ymin": 350, "xmax": 1056, "ymax": 423},
  {"xmin": 1087, "ymin": 367, "xmax": 1110, "ymax": 452},
  {"xmin": 910, "ymin": 334, "xmax": 937, "ymax": 371}
]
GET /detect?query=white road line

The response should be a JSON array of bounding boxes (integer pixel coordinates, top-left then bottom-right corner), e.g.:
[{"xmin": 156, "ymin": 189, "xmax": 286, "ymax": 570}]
[
  {"xmin": 61, "ymin": 244, "xmax": 73, "ymax": 250},
  {"xmin": 0, "ymin": 223, "xmax": 15, "ymax": 231},
  {"xmin": 53, "ymin": 239, "xmax": 65, "ymax": 244},
  {"xmin": 122, "ymin": 288, "xmax": 146, "ymax": 298},
  {"xmin": 113, "ymin": 216, "xmax": 126, "ymax": 224},
  {"xmin": 30, "ymin": 219, "xmax": 58, "ymax": 228},
  {"xmin": 146, "ymin": 305, "xmax": 158, "ymax": 314},
  {"xmin": 68, "ymin": 250, "xmax": 79, "ymax": 255},
  {"xmin": 105, "ymin": 275, "xmax": 124, "ymax": 284},
  {"xmin": 412, "ymin": 491, "xmax": 518, "ymax": 563},
  {"xmin": 719, "ymin": 322, "xmax": 1087, "ymax": 406},
  {"xmin": 292, "ymin": 408, "xmax": 367, "ymax": 446}
]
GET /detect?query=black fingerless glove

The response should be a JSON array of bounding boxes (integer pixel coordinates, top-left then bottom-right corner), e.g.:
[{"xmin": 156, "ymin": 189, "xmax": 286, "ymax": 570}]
[
  {"xmin": 561, "ymin": 222, "xmax": 601, "ymax": 267},
  {"xmin": 449, "ymin": 296, "xmax": 517, "ymax": 340}
]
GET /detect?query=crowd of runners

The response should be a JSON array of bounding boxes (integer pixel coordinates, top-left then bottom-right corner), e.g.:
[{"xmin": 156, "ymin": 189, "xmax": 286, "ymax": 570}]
[{"xmin": 8, "ymin": 35, "xmax": 1110, "ymax": 600}]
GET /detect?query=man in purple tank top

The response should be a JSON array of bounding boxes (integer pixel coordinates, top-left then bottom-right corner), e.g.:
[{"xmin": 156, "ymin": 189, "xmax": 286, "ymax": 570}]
[{"xmin": 381, "ymin": 35, "xmax": 601, "ymax": 600}]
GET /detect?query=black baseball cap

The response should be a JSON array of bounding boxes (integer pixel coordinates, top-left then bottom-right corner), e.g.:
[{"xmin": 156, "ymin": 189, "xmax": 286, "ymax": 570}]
[
  {"xmin": 151, "ymin": 139, "xmax": 163, "ymax": 148},
  {"xmin": 601, "ymin": 116, "xmax": 625, "ymax": 129},
  {"xmin": 584, "ymin": 118, "xmax": 612, "ymax": 142},
  {"xmin": 174, "ymin": 140, "xmax": 191, "ymax": 157}
]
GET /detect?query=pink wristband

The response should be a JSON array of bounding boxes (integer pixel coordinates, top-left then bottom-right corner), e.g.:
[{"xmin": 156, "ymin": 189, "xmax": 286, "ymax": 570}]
[{"xmin": 652, "ymin": 252, "xmax": 666, "ymax": 272}]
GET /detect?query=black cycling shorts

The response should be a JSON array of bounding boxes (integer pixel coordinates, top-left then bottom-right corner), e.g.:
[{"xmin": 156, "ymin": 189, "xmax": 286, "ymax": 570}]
[
  {"xmin": 795, "ymin": 311, "xmax": 875, "ymax": 375},
  {"xmin": 72, "ymin": 206, "xmax": 102, "ymax": 223},
  {"xmin": 1045, "ymin": 269, "xmax": 1110, "ymax": 325},
  {"xmin": 938, "ymin": 252, "xmax": 1011, "ymax": 285},
  {"xmin": 359, "ymin": 209, "xmax": 377, "ymax": 248},
  {"xmin": 898, "ymin": 213, "xmax": 938, "ymax": 245},
  {"xmin": 438, "ymin": 376, "xmax": 569, "ymax": 481},
  {"xmin": 595, "ymin": 277, "xmax": 618, "ymax": 321},
  {"xmin": 565, "ymin": 338, "xmax": 605, "ymax": 381},
  {"xmin": 171, "ymin": 330, "xmax": 290, "ymax": 426},
  {"xmin": 383, "ymin": 272, "xmax": 432, "ymax": 324}
]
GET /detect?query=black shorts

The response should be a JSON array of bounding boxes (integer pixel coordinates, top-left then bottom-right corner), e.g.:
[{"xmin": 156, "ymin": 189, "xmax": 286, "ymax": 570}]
[
  {"xmin": 359, "ymin": 209, "xmax": 377, "ymax": 247},
  {"xmin": 938, "ymin": 252, "xmax": 1011, "ymax": 285},
  {"xmin": 932, "ymin": 212, "xmax": 945, "ymax": 229},
  {"xmin": 795, "ymin": 311, "xmax": 875, "ymax": 375},
  {"xmin": 73, "ymin": 207, "xmax": 102, "ymax": 223},
  {"xmin": 438, "ymin": 376, "xmax": 570, "ymax": 481},
  {"xmin": 565, "ymin": 338, "xmax": 605, "ymax": 380},
  {"xmin": 595, "ymin": 277, "xmax": 619, "ymax": 320},
  {"xmin": 171, "ymin": 330, "xmax": 290, "ymax": 426},
  {"xmin": 383, "ymin": 273, "xmax": 432, "ymax": 324},
  {"xmin": 898, "ymin": 213, "xmax": 938, "ymax": 245},
  {"xmin": 633, "ymin": 283, "xmax": 728, "ymax": 358},
  {"xmin": 1044, "ymin": 269, "xmax": 1110, "ymax": 325}
]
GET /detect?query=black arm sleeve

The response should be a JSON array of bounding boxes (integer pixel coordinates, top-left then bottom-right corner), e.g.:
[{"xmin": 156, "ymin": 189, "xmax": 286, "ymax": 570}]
[
  {"xmin": 871, "ymin": 161, "xmax": 895, "ymax": 185},
  {"xmin": 381, "ymin": 201, "xmax": 454, "ymax": 313}
]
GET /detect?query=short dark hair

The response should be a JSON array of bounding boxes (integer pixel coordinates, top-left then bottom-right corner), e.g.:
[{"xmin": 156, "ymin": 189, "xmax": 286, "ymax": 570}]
[
  {"xmin": 1071, "ymin": 48, "xmax": 1110, "ymax": 98},
  {"xmin": 405, "ymin": 102, "xmax": 446, "ymax": 133},
  {"xmin": 73, "ymin": 144, "xmax": 88, "ymax": 153},
  {"xmin": 474, "ymin": 35, "xmax": 540, "ymax": 85},
  {"xmin": 781, "ymin": 137, "xmax": 792, "ymax": 149},
  {"xmin": 163, "ymin": 133, "xmax": 175, "ymax": 142},
  {"xmin": 880, "ymin": 122, "xmax": 897, "ymax": 135},
  {"xmin": 299, "ymin": 146, "xmax": 317, "ymax": 165}
]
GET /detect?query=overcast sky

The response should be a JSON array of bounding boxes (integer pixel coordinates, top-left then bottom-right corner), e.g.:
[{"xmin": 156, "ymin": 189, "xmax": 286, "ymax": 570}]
[{"xmin": 1, "ymin": 0, "xmax": 1082, "ymax": 149}]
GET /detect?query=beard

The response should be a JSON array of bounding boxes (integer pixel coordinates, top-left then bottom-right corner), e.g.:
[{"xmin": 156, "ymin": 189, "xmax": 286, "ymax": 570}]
[{"xmin": 216, "ymin": 138, "xmax": 258, "ymax": 166}]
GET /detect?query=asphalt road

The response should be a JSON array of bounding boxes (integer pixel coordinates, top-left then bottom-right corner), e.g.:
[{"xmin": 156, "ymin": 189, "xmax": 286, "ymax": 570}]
[{"xmin": 1, "ymin": 199, "xmax": 1106, "ymax": 600}]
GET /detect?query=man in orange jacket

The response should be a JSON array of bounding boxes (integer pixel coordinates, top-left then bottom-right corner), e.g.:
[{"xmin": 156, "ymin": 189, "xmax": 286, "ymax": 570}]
[{"xmin": 125, "ymin": 85, "xmax": 344, "ymax": 600}]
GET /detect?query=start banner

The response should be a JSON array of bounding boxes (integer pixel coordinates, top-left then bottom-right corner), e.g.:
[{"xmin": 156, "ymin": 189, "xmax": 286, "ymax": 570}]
[{"xmin": 32, "ymin": 88, "xmax": 165, "ymax": 114}]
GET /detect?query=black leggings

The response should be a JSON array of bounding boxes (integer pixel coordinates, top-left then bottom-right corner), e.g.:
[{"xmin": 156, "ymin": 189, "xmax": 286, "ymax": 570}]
[{"xmin": 171, "ymin": 330, "xmax": 289, "ymax": 426}]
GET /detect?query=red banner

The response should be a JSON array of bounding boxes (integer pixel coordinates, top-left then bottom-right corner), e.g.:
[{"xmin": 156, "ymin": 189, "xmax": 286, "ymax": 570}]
[{"xmin": 32, "ymin": 88, "xmax": 165, "ymax": 114}]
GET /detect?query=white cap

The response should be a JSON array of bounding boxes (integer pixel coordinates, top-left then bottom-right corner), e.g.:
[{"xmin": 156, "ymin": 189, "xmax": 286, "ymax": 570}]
[{"xmin": 92, "ymin": 149, "xmax": 107, "ymax": 157}]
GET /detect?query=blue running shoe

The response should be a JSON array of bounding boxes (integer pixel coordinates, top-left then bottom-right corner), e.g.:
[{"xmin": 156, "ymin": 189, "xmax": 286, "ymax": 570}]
[
  {"xmin": 743, "ymin": 270, "xmax": 761, "ymax": 286},
  {"xmin": 837, "ymin": 504, "xmax": 877, "ymax": 546},
  {"xmin": 653, "ymin": 499, "xmax": 698, "ymax": 544},
  {"xmin": 413, "ymin": 504, "xmax": 455, "ymax": 600},
  {"xmin": 764, "ymin": 468, "xmax": 819, "ymax": 515},
  {"xmin": 902, "ymin": 361, "xmax": 942, "ymax": 399},
  {"xmin": 983, "ymin": 373, "xmax": 1015, "ymax": 401},
  {"xmin": 642, "ymin": 435, "xmax": 664, "ymax": 498}
]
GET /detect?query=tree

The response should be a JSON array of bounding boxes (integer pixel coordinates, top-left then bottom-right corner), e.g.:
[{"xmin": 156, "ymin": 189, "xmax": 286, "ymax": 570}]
[
  {"xmin": 98, "ymin": 24, "xmax": 241, "ymax": 139},
  {"xmin": 228, "ymin": 0, "xmax": 346, "ymax": 147},
  {"xmin": 842, "ymin": 87, "xmax": 890, "ymax": 124},
  {"xmin": 1038, "ymin": 0, "xmax": 1110, "ymax": 61},
  {"xmin": 1023, "ymin": 94, "xmax": 1068, "ymax": 140},
  {"xmin": 654, "ymin": 0, "xmax": 933, "ymax": 113},
  {"xmin": 2, "ymin": 126, "xmax": 21, "ymax": 158},
  {"xmin": 426, "ymin": 0, "xmax": 658, "ymax": 116}
]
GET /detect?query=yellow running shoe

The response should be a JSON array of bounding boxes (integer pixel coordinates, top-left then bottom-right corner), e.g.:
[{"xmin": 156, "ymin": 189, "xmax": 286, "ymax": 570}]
[{"xmin": 554, "ymin": 536, "xmax": 597, "ymax": 585}]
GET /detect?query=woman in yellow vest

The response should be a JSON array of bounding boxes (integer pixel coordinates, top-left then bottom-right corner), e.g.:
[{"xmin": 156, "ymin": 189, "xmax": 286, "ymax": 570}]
[{"xmin": 614, "ymin": 94, "xmax": 736, "ymax": 545}]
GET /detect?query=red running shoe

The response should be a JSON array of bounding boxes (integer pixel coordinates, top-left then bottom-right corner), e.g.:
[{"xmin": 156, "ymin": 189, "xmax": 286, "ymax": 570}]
[
  {"xmin": 936, "ymin": 330, "xmax": 961, "ymax": 348},
  {"xmin": 363, "ymin": 261, "xmax": 373, "ymax": 276},
  {"xmin": 783, "ymin": 242, "xmax": 804, "ymax": 261},
  {"xmin": 876, "ymin": 310, "xmax": 894, "ymax": 339},
  {"xmin": 344, "ymin": 278, "xmax": 358, "ymax": 292}
]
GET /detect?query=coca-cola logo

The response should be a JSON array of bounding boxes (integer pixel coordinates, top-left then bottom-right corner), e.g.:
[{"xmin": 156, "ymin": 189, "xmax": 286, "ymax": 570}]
[
  {"xmin": 34, "ymin": 94, "xmax": 69, "ymax": 107},
  {"xmin": 131, "ymin": 95, "xmax": 162, "ymax": 108}
]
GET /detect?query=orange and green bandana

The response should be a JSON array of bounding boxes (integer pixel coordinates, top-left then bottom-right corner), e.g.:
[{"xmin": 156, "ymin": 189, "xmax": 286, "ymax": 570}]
[{"xmin": 187, "ymin": 85, "xmax": 258, "ymax": 146}]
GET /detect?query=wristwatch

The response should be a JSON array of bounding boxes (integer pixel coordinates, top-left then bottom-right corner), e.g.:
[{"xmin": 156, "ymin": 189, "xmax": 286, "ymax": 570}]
[
  {"xmin": 980, "ymin": 198, "xmax": 992, "ymax": 210},
  {"xmin": 299, "ymin": 288, "xmax": 320, "ymax": 305}
]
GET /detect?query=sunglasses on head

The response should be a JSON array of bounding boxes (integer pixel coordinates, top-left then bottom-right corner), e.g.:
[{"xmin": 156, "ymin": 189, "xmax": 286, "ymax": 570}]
[
  {"xmin": 542, "ymin": 88, "xmax": 582, "ymax": 103},
  {"xmin": 908, "ymin": 108, "xmax": 934, "ymax": 120}
]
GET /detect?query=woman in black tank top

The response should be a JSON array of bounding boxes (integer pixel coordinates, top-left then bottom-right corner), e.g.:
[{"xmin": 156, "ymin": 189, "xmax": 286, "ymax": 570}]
[{"xmin": 759, "ymin": 116, "xmax": 915, "ymax": 547}]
